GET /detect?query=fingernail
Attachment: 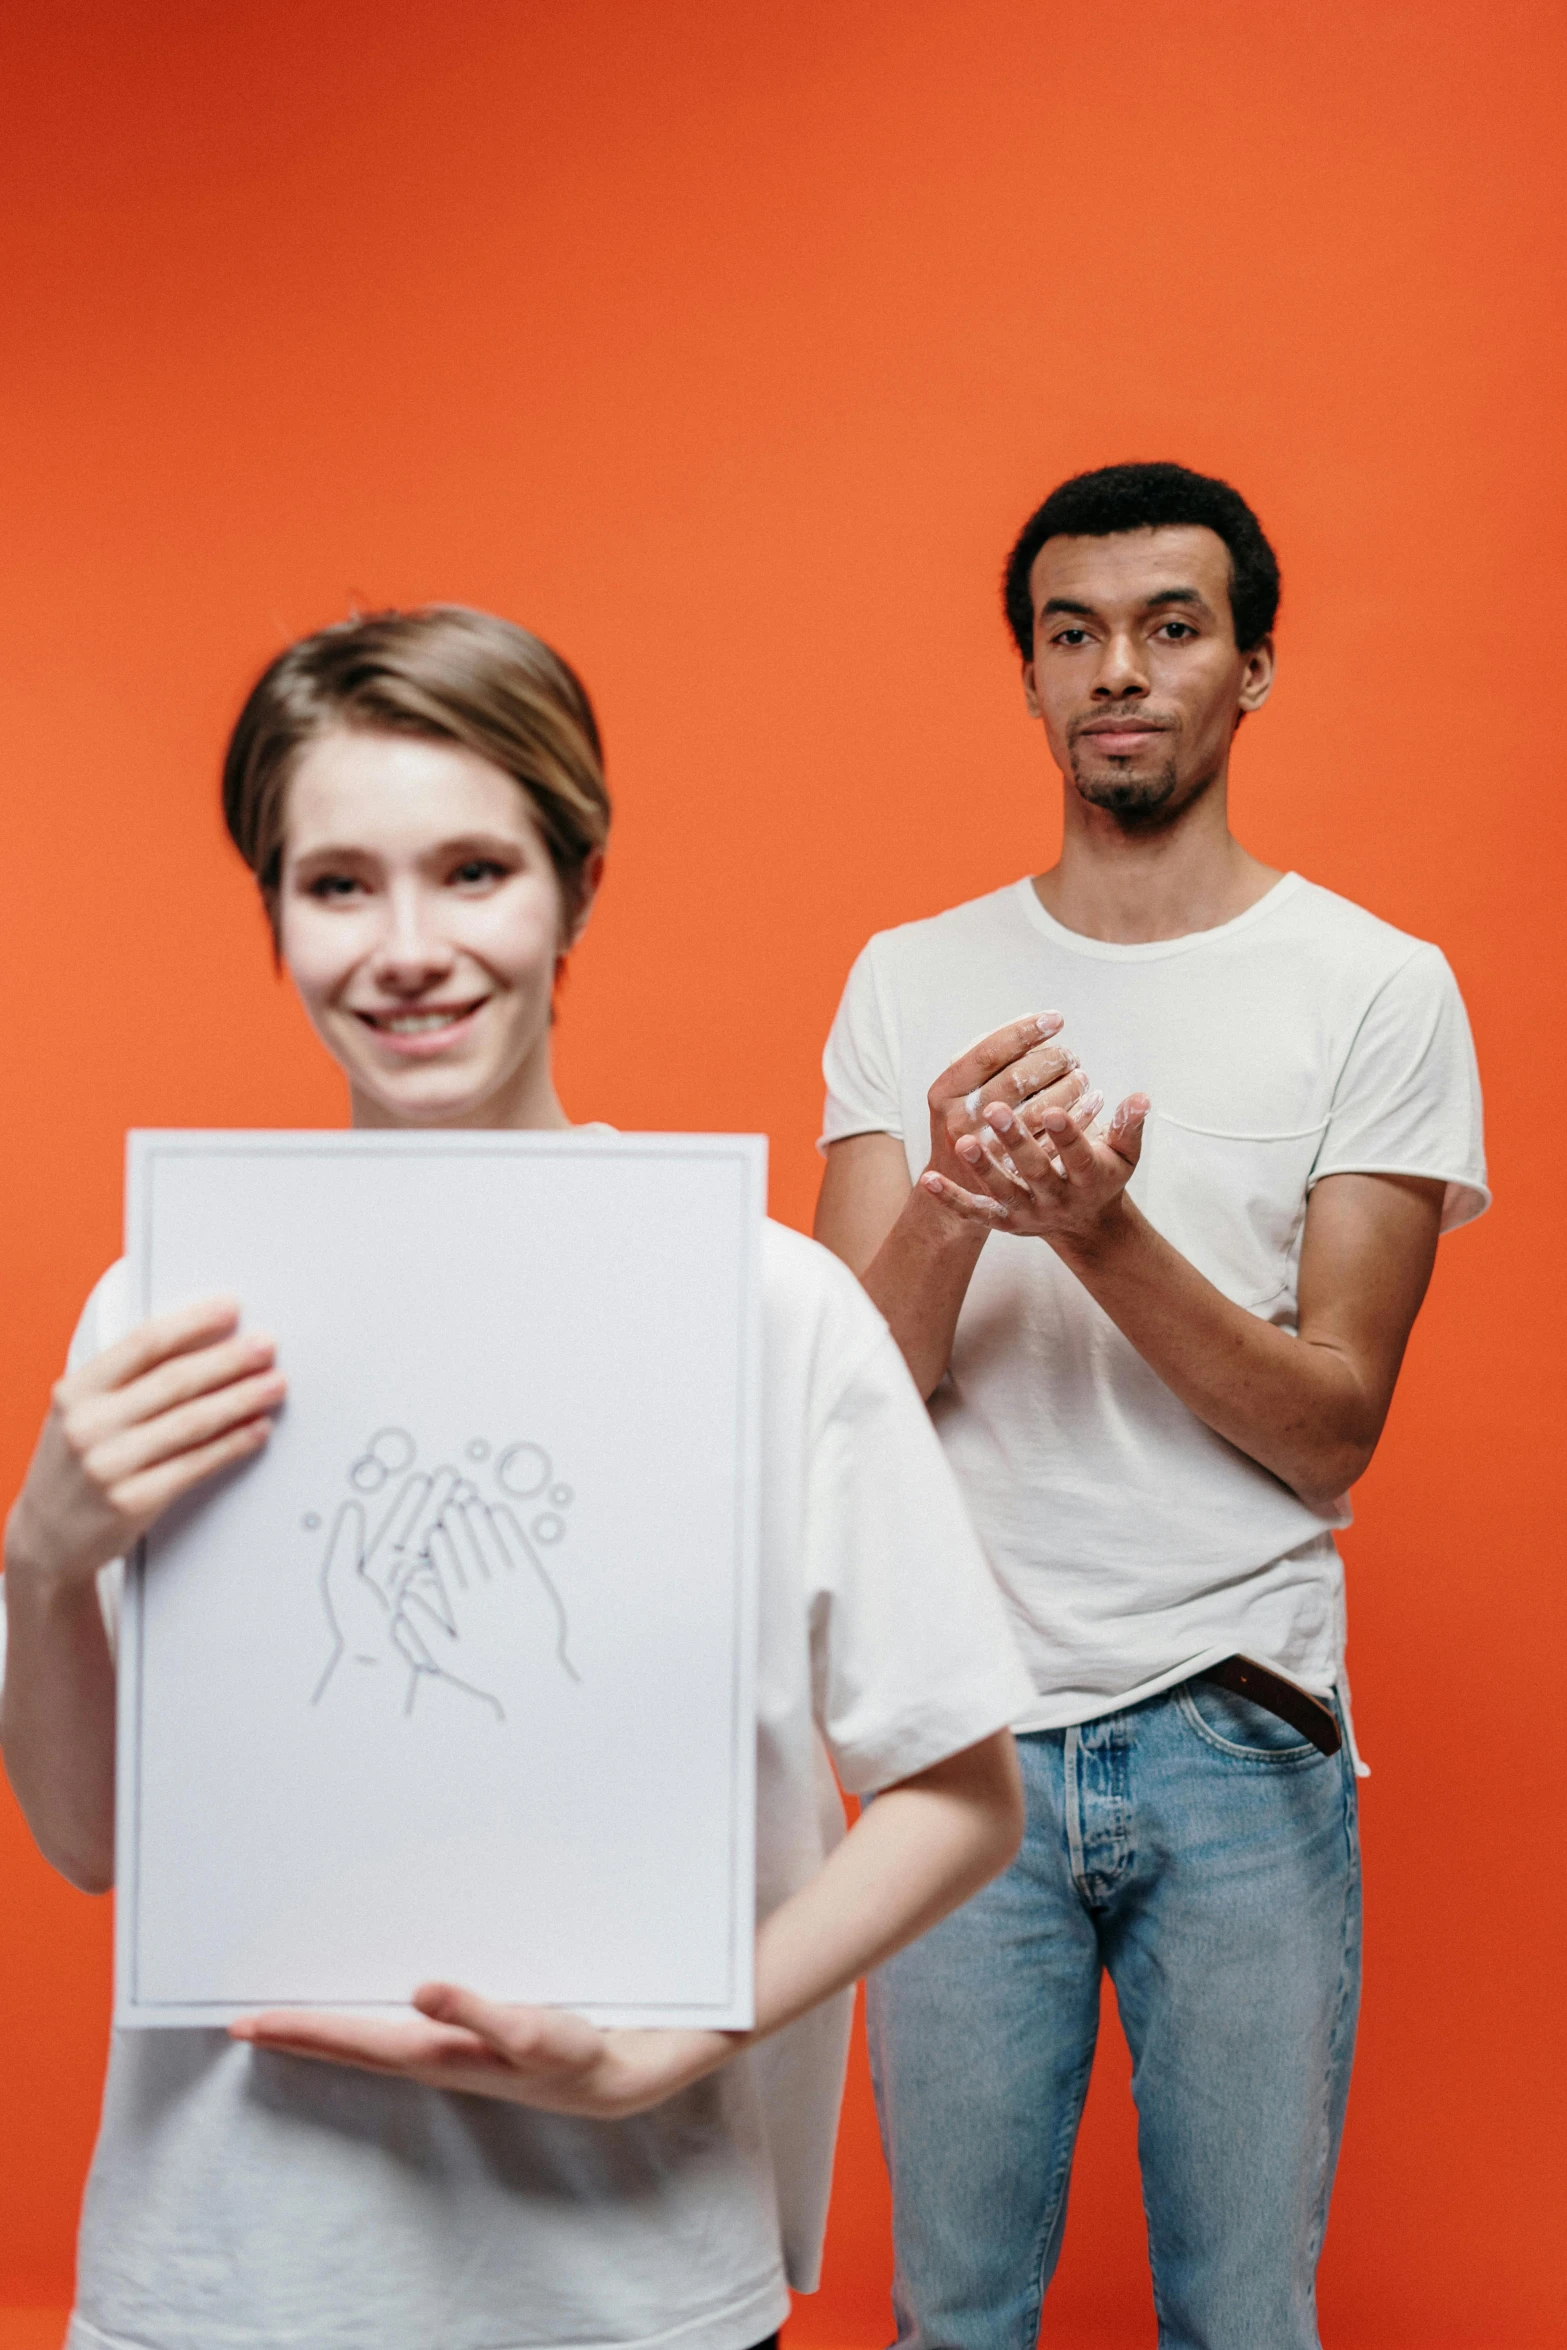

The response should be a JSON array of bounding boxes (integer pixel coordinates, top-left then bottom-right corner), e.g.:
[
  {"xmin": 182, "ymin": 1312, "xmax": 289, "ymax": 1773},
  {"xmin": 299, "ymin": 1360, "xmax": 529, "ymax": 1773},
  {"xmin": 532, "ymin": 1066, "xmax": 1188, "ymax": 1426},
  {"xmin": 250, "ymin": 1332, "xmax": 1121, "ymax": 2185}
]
[
  {"xmin": 1037, "ymin": 1012, "xmax": 1063, "ymax": 1035},
  {"xmin": 1042, "ymin": 1110, "xmax": 1068, "ymax": 1133},
  {"xmin": 957, "ymin": 1136, "xmax": 983, "ymax": 1163},
  {"xmin": 987, "ymin": 1103, "xmax": 1015, "ymax": 1133}
]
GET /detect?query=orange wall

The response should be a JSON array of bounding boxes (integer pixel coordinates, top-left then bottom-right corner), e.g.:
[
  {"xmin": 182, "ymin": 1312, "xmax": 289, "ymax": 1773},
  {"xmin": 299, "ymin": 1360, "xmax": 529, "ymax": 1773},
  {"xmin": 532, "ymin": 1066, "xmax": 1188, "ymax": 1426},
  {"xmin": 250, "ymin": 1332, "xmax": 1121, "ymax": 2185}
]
[{"xmin": 2, "ymin": 4, "xmax": 1563, "ymax": 2340}]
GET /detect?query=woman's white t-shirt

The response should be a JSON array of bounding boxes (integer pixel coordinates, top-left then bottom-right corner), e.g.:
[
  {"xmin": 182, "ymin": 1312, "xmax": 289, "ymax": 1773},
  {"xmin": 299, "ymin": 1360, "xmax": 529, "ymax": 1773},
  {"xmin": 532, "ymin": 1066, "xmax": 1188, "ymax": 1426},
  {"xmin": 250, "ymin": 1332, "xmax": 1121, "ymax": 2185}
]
[
  {"xmin": 4, "ymin": 1222, "xmax": 1034, "ymax": 2350},
  {"xmin": 821, "ymin": 873, "xmax": 1489, "ymax": 1731}
]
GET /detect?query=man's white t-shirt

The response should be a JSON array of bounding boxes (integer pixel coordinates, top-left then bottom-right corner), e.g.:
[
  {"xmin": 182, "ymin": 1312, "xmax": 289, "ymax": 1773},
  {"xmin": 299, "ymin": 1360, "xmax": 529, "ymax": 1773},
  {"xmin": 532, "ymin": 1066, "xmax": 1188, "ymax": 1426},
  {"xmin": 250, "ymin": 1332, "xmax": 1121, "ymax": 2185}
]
[
  {"xmin": 822, "ymin": 872, "xmax": 1488, "ymax": 1732},
  {"xmin": 3, "ymin": 1223, "xmax": 1034, "ymax": 2350}
]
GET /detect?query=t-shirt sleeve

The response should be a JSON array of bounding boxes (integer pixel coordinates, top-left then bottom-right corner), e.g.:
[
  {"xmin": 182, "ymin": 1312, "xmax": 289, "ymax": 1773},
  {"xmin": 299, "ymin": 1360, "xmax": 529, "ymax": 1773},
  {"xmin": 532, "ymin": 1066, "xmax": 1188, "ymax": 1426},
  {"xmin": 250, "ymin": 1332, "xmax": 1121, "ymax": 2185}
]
[
  {"xmin": 802, "ymin": 1325, "xmax": 1036, "ymax": 1795},
  {"xmin": 820, "ymin": 941, "xmax": 905, "ymax": 1150},
  {"xmin": 1310, "ymin": 944, "xmax": 1489, "ymax": 1233}
]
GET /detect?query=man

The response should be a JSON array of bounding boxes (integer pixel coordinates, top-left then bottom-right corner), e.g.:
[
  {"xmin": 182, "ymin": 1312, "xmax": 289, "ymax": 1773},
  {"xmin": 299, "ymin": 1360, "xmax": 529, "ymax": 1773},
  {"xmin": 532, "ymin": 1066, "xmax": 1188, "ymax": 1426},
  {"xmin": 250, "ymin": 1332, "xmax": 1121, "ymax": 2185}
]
[{"xmin": 814, "ymin": 462, "xmax": 1487, "ymax": 2350}]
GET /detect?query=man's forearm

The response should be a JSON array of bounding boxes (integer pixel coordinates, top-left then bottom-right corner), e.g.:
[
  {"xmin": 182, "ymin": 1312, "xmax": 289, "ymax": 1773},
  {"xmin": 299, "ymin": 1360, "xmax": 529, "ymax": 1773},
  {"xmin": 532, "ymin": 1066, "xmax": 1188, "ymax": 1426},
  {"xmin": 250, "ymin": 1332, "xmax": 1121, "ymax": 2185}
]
[
  {"xmin": 1053, "ymin": 1200, "xmax": 1385, "ymax": 1510},
  {"xmin": 0, "ymin": 1555, "xmax": 117, "ymax": 1893},
  {"xmin": 858, "ymin": 1185, "xmax": 990, "ymax": 1398}
]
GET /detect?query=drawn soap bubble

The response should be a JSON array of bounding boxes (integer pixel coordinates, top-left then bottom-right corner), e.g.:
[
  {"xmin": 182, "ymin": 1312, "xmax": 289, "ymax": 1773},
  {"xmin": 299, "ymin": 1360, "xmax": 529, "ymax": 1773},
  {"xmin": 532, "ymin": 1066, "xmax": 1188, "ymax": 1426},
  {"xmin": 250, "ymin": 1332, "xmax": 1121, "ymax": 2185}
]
[
  {"xmin": 466, "ymin": 1439, "xmax": 490, "ymax": 1461},
  {"xmin": 531, "ymin": 1512, "xmax": 566, "ymax": 1545},
  {"xmin": 301, "ymin": 1512, "xmax": 321, "ymax": 1531},
  {"xmin": 350, "ymin": 1427, "xmax": 415, "ymax": 1491},
  {"xmin": 549, "ymin": 1483, "xmax": 573, "ymax": 1508},
  {"xmin": 496, "ymin": 1442, "xmax": 550, "ymax": 1500}
]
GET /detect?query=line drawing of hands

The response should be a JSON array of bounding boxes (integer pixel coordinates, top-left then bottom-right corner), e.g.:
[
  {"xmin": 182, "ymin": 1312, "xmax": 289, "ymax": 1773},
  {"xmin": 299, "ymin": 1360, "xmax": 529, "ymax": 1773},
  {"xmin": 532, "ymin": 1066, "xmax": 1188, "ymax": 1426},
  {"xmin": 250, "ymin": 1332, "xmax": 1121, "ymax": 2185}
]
[
  {"xmin": 310, "ymin": 1438, "xmax": 579, "ymax": 1723},
  {"xmin": 400, "ymin": 1490, "xmax": 582, "ymax": 1723},
  {"xmin": 310, "ymin": 1467, "xmax": 461, "ymax": 1712},
  {"xmin": 362, "ymin": 1465, "xmax": 462, "ymax": 1611}
]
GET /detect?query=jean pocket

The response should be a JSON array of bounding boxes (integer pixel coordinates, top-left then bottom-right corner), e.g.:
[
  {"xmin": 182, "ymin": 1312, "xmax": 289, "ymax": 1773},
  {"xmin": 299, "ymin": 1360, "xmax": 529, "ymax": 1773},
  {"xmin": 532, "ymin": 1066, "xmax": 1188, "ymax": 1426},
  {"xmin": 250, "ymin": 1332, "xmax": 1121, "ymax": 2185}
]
[{"xmin": 1177, "ymin": 1680, "xmax": 1327, "ymax": 1763}]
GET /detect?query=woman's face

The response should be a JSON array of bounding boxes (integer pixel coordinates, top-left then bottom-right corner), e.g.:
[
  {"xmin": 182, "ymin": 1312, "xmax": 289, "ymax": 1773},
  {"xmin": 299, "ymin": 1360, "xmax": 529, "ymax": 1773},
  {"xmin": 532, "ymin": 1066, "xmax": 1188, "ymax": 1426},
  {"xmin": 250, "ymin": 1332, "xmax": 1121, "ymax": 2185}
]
[{"xmin": 277, "ymin": 727, "xmax": 588, "ymax": 1130}]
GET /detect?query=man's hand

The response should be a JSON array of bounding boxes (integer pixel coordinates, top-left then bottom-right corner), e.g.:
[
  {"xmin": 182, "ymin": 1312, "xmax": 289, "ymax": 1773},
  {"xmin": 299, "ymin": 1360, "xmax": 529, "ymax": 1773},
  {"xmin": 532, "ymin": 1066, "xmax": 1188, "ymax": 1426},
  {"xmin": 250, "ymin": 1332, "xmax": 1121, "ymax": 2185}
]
[
  {"xmin": 231, "ymin": 1983, "xmax": 732, "ymax": 2118},
  {"xmin": 924, "ymin": 1012, "xmax": 1097, "ymax": 1192},
  {"xmin": 814, "ymin": 1013, "xmax": 1122, "ymax": 1397},
  {"xmin": 920, "ymin": 1090, "xmax": 1151, "ymax": 1251}
]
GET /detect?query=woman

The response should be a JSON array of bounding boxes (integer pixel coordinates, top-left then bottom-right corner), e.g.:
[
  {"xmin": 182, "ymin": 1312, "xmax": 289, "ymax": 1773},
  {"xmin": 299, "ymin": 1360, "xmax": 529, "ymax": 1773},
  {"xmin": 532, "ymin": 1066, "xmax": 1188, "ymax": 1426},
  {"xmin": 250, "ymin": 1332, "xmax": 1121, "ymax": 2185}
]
[{"xmin": 1, "ymin": 606, "xmax": 1043, "ymax": 2350}]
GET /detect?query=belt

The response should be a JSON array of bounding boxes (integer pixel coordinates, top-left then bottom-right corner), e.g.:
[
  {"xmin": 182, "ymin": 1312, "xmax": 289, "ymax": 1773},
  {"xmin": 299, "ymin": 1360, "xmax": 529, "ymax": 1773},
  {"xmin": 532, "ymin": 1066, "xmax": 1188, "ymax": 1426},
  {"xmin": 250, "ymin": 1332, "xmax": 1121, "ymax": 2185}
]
[{"xmin": 1196, "ymin": 1654, "xmax": 1342, "ymax": 1757}]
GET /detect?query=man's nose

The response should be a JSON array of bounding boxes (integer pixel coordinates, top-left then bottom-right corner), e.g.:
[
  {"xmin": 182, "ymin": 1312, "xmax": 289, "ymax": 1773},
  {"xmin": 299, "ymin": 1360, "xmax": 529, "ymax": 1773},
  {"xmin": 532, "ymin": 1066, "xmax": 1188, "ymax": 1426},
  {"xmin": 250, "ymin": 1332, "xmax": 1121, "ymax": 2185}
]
[{"xmin": 1091, "ymin": 629, "xmax": 1149, "ymax": 699}]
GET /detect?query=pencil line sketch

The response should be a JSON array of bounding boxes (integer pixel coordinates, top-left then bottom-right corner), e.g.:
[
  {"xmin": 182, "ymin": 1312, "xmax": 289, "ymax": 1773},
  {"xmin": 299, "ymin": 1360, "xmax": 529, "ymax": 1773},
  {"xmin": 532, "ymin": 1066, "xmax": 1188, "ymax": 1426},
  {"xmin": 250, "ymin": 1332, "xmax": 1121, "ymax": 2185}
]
[{"xmin": 310, "ymin": 1433, "xmax": 581, "ymax": 1721}]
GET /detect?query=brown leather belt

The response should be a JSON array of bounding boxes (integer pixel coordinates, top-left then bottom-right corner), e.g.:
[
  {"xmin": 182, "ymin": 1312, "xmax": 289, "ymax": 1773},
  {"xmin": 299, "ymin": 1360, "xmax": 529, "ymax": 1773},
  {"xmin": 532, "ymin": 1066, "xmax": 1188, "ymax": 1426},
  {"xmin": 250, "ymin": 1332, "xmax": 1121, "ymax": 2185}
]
[{"xmin": 1196, "ymin": 1654, "xmax": 1342, "ymax": 1756}]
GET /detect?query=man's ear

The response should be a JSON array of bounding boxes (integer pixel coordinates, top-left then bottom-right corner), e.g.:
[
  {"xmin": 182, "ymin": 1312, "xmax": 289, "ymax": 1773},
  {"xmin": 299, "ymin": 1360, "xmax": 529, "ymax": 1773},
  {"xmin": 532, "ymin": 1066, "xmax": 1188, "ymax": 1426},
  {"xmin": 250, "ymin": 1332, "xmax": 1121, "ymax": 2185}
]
[
  {"xmin": 1022, "ymin": 660, "xmax": 1042, "ymax": 719},
  {"xmin": 1236, "ymin": 634, "xmax": 1276, "ymax": 718}
]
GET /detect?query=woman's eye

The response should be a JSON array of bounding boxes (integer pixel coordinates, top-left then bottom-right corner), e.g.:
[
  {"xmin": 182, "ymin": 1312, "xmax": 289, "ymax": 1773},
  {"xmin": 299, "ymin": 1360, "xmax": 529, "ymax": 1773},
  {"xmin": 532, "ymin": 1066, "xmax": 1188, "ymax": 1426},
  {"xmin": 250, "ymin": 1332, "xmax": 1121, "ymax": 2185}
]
[
  {"xmin": 306, "ymin": 873, "xmax": 363, "ymax": 900},
  {"xmin": 450, "ymin": 859, "xmax": 510, "ymax": 887}
]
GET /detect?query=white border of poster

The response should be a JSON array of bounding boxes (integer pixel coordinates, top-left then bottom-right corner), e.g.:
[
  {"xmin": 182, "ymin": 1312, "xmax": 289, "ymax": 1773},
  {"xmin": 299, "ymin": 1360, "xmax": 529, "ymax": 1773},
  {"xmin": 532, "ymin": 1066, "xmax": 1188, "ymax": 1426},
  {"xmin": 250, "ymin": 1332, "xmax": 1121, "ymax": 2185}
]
[{"xmin": 116, "ymin": 1129, "xmax": 765, "ymax": 2032}]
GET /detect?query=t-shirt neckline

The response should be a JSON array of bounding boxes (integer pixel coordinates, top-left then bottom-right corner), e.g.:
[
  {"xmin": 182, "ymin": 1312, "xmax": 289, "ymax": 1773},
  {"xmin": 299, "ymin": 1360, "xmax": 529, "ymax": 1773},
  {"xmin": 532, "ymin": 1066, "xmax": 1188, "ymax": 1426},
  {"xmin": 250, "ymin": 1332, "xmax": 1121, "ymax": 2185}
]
[{"xmin": 1012, "ymin": 870, "xmax": 1303, "ymax": 962}]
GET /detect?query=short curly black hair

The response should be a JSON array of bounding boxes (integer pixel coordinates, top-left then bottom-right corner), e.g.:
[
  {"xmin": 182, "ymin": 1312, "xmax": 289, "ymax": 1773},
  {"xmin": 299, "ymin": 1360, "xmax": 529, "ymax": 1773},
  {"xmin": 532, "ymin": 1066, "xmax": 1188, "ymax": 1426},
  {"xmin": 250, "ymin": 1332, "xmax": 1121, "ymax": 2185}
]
[{"xmin": 1002, "ymin": 461, "xmax": 1280, "ymax": 659}]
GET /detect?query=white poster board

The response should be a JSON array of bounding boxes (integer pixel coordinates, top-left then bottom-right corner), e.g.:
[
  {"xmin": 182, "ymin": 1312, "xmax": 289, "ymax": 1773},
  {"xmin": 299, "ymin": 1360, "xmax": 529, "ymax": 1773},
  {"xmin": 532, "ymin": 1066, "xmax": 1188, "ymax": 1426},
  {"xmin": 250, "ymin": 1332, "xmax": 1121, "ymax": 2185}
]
[{"xmin": 116, "ymin": 1129, "xmax": 765, "ymax": 2032}]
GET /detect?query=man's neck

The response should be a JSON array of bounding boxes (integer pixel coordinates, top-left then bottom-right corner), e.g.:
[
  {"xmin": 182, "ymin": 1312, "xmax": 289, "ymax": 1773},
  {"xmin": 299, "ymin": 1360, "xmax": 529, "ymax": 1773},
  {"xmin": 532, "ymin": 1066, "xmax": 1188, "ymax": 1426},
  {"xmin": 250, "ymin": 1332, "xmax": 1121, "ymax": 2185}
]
[{"xmin": 1031, "ymin": 780, "xmax": 1283, "ymax": 946}]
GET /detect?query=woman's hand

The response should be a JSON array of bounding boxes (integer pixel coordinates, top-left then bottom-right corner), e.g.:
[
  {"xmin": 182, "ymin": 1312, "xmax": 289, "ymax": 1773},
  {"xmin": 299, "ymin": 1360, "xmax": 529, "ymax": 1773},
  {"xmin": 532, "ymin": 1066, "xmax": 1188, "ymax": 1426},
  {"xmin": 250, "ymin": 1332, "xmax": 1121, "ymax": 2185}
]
[
  {"xmin": 231, "ymin": 1984, "xmax": 733, "ymax": 2118},
  {"xmin": 231, "ymin": 1732, "xmax": 1023, "ymax": 2120},
  {"xmin": 5, "ymin": 1297, "xmax": 286, "ymax": 1587}
]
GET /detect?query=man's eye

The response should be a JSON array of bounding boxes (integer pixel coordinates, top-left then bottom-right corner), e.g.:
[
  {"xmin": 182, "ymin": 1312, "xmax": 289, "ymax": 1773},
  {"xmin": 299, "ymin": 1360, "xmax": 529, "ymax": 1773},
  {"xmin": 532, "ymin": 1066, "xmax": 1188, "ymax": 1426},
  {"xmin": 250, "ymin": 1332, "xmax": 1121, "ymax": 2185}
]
[
  {"xmin": 1157, "ymin": 621, "xmax": 1196, "ymax": 640},
  {"xmin": 1052, "ymin": 628, "xmax": 1091, "ymax": 647}
]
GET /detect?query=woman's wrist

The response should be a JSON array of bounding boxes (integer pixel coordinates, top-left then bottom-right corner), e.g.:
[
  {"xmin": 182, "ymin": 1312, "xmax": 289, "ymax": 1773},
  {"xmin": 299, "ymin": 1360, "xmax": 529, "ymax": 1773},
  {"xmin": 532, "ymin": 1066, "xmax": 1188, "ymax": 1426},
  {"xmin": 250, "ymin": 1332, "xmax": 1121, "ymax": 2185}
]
[{"xmin": 2, "ymin": 1508, "xmax": 101, "ymax": 1597}]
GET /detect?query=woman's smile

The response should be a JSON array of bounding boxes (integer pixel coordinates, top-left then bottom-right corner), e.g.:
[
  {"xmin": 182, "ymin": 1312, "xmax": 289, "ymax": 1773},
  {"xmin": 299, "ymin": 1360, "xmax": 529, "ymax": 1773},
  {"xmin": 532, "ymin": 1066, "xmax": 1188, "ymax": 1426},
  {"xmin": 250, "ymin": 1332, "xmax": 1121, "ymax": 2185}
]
[{"xmin": 353, "ymin": 997, "xmax": 490, "ymax": 1054}]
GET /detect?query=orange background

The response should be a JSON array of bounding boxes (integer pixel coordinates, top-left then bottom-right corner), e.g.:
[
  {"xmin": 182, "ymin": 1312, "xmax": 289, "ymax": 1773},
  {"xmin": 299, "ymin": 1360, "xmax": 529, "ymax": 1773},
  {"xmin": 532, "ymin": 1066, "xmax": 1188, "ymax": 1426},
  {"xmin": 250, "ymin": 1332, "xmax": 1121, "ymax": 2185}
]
[{"xmin": 2, "ymin": 4, "xmax": 1564, "ymax": 2342}]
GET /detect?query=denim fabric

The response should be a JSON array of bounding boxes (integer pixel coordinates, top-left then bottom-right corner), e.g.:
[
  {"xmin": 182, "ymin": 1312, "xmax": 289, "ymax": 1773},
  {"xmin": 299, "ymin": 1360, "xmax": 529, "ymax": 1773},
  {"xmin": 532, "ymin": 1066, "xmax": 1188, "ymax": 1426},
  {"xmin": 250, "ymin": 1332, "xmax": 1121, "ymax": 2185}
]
[{"xmin": 867, "ymin": 1684, "xmax": 1361, "ymax": 2350}]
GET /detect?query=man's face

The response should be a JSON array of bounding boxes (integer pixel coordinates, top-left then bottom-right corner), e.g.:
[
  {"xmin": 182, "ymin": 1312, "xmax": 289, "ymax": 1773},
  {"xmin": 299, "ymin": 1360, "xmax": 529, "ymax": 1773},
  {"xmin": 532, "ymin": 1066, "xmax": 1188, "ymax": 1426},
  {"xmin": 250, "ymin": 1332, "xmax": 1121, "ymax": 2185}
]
[{"xmin": 1022, "ymin": 525, "xmax": 1274, "ymax": 829}]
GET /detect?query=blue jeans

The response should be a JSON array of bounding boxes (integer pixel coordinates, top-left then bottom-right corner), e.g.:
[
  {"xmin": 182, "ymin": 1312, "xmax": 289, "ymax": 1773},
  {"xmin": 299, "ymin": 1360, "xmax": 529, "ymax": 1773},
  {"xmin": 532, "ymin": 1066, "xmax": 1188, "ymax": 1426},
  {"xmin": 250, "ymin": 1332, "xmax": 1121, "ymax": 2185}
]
[{"xmin": 867, "ymin": 1683, "xmax": 1361, "ymax": 2350}]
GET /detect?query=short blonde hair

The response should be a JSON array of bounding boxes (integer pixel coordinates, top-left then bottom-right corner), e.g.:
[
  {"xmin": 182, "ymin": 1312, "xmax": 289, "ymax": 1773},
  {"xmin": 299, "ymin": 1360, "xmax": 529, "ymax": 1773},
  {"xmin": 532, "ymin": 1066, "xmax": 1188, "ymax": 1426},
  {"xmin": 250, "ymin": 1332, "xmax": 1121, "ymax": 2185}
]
[{"xmin": 222, "ymin": 605, "xmax": 611, "ymax": 937}]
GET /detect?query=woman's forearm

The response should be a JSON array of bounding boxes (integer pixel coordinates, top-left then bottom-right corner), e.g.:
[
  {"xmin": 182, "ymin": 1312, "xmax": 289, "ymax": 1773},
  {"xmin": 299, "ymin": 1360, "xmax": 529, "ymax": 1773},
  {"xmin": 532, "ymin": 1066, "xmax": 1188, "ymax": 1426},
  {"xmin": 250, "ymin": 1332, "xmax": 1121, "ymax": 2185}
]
[
  {"xmin": 749, "ymin": 1730, "xmax": 1022, "ymax": 2041},
  {"xmin": 0, "ymin": 1548, "xmax": 117, "ymax": 1893}
]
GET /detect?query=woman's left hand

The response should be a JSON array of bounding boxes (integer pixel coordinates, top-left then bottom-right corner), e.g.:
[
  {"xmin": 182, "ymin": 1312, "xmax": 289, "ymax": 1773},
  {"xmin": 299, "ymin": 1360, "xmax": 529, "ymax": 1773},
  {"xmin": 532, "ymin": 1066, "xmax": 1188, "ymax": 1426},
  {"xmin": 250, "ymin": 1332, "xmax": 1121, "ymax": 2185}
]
[{"xmin": 231, "ymin": 1983, "xmax": 735, "ymax": 2117}]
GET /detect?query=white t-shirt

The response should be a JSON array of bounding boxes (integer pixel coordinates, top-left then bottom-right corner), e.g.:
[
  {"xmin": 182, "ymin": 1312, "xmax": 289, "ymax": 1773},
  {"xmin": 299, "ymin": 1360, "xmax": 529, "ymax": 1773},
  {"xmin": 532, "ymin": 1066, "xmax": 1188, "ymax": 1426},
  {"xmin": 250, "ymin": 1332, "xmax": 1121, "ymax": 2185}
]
[
  {"xmin": 3, "ymin": 1223, "xmax": 1033, "ymax": 2350},
  {"xmin": 822, "ymin": 872, "xmax": 1488, "ymax": 1731}
]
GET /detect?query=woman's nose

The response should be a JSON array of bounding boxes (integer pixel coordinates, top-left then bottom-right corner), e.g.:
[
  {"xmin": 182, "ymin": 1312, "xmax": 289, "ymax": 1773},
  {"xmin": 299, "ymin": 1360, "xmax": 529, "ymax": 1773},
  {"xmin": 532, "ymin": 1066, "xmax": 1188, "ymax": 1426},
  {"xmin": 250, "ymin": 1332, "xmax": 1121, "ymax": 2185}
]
[{"xmin": 370, "ymin": 890, "xmax": 457, "ymax": 989}]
